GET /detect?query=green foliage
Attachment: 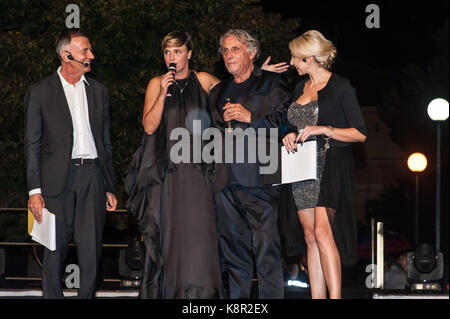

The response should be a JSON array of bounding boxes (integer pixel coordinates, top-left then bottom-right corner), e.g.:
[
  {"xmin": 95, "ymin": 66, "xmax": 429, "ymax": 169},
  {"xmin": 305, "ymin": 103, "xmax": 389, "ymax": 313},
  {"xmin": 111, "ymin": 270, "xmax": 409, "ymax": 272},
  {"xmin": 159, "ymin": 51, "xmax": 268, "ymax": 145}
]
[{"xmin": 0, "ymin": 0, "xmax": 300, "ymax": 210}]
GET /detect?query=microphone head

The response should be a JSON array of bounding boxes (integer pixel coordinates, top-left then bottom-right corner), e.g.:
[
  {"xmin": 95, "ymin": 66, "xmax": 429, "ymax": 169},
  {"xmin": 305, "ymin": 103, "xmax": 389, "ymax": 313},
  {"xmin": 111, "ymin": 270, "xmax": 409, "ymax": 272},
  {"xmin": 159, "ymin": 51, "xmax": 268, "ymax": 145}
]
[{"xmin": 168, "ymin": 63, "xmax": 177, "ymax": 74}]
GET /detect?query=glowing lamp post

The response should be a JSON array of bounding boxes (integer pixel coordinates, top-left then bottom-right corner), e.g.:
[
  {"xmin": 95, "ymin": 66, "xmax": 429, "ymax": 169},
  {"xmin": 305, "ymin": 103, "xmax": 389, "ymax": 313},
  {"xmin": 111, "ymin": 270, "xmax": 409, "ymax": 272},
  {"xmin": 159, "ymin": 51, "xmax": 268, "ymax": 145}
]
[
  {"xmin": 407, "ymin": 153, "xmax": 427, "ymax": 247},
  {"xmin": 407, "ymin": 153, "xmax": 428, "ymax": 173},
  {"xmin": 427, "ymin": 98, "xmax": 449, "ymax": 253}
]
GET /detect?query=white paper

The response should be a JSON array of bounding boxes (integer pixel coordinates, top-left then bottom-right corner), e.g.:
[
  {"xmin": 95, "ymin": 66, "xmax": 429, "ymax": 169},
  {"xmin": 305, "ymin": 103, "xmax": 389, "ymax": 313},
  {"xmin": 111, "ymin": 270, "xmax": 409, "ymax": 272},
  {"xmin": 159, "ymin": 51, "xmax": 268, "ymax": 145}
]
[
  {"xmin": 281, "ymin": 140, "xmax": 317, "ymax": 184},
  {"xmin": 30, "ymin": 208, "xmax": 56, "ymax": 251}
]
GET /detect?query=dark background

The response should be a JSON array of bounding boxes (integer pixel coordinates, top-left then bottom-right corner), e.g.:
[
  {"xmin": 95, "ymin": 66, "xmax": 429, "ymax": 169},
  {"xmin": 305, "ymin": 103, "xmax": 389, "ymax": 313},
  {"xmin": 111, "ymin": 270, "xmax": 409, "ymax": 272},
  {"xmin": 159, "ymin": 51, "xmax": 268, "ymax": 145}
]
[{"xmin": 262, "ymin": 0, "xmax": 449, "ymax": 72}]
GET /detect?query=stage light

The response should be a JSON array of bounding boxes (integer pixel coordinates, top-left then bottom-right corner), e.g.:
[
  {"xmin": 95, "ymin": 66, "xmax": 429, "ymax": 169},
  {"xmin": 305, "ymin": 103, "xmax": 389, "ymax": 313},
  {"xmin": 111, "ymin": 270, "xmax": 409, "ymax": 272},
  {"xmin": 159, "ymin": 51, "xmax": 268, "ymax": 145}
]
[
  {"xmin": 118, "ymin": 238, "xmax": 145, "ymax": 288},
  {"xmin": 287, "ymin": 280, "xmax": 309, "ymax": 288},
  {"xmin": 407, "ymin": 244, "xmax": 444, "ymax": 292},
  {"xmin": 411, "ymin": 282, "xmax": 441, "ymax": 291},
  {"xmin": 414, "ymin": 243, "xmax": 437, "ymax": 273},
  {"xmin": 285, "ymin": 262, "xmax": 310, "ymax": 290}
]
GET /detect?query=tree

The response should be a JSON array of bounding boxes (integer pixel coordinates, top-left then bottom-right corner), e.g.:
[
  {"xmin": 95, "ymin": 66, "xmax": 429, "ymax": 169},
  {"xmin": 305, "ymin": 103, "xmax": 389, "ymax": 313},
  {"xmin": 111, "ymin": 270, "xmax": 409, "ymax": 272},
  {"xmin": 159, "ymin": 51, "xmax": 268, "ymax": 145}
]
[{"xmin": 0, "ymin": 0, "xmax": 300, "ymax": 210}]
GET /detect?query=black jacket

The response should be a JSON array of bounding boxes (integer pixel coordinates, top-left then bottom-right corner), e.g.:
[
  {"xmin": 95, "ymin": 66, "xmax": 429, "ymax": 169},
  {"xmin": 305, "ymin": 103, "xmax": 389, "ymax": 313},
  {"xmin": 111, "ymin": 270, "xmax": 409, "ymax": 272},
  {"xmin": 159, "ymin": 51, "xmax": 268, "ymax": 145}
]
[
  {"xmin": 294, "ymin": 73, "xmax": 367, "ymax": 147},
  {"xmin": 210, "ymin": 67, "xmax": 293, "ymax": 192},
  {"xmin": 24, "ymin": 72, "xmax": 116, "ymax": 196}
]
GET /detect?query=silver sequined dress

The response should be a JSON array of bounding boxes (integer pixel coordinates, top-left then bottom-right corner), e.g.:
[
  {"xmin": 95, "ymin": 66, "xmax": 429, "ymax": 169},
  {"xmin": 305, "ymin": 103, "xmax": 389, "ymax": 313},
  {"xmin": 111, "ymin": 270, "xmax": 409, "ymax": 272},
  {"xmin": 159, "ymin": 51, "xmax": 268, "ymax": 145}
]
[{"xmin": 287, "ymin": 100, "xmax": 328, "ymax": 210}]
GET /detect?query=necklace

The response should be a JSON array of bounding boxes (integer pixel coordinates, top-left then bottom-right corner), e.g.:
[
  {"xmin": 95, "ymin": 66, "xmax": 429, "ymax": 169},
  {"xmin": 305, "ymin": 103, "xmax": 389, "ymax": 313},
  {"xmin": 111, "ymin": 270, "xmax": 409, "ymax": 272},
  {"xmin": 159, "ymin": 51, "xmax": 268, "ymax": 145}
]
[{"xmin": 175, "ymin": 77, "xmax": 189, "ymax": 94}]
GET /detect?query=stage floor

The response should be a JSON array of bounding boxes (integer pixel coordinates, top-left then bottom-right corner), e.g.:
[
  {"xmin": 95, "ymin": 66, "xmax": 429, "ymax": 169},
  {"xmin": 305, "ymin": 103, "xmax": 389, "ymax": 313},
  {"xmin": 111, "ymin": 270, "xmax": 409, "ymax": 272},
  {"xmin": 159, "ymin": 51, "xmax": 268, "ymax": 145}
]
[{"xmin": 0, "ymin": 287, "xmax": 447, "ymax": 299}]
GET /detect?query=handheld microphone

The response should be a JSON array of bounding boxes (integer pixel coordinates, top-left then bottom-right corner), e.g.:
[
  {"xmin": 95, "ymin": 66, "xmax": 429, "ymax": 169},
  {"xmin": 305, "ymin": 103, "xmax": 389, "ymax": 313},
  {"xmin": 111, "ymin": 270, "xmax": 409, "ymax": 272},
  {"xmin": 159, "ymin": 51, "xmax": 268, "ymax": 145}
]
[
  {"xmin": 168, "ymin": 62, "xmax": 177, "ymax": 75},
  {"xmin": 67, "ymin": 54, "xmax": 90, "ymax": 67},
  {"xmin": 225, "ymin": 97, "xmax": 232, "ymax": 133},
  {"xmin": 166, "ymin": 63, "xmax": 177, "ymax": 97}
]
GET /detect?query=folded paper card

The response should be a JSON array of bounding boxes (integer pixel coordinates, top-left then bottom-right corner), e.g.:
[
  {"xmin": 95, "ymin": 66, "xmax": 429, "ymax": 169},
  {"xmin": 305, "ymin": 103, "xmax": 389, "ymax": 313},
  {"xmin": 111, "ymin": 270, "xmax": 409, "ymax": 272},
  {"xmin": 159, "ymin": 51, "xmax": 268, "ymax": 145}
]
[
  {"xmin": 28, "ymin": 208, "xmax": 56, "ymax": 251},
  {"xmin": 263, "ymin": 140, "xmax": 317, "ymax": 186}
]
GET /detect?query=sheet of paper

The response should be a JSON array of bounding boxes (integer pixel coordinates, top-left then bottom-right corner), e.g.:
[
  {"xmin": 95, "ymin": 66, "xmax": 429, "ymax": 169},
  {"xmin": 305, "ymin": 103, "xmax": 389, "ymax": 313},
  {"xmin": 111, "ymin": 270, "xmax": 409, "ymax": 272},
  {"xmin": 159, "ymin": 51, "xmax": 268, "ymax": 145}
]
[
  {"xmin": 28, "ymin": 208, "xmax": 56, "ymax": 251},
  {"xmin": 281, "ymin": 140, "xmax": 317, "ymax": 184}
]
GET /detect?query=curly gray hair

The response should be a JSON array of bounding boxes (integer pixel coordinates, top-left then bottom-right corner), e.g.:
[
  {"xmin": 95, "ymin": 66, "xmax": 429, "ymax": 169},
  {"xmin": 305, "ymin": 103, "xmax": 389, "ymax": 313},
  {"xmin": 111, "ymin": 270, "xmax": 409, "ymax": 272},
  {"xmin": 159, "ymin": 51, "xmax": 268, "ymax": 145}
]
[{"xmin": 219, "ymin": 29, "xmax": 260, "ymax": 61}]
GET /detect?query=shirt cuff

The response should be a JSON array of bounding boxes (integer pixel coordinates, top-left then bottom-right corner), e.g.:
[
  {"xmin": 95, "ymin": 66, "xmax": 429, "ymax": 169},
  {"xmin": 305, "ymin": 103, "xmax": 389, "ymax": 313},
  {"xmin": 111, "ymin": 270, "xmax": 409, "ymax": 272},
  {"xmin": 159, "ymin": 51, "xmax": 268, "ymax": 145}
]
[{"xmin": 29, "ymin": 188, "xmax": 42, "ymax": 197}]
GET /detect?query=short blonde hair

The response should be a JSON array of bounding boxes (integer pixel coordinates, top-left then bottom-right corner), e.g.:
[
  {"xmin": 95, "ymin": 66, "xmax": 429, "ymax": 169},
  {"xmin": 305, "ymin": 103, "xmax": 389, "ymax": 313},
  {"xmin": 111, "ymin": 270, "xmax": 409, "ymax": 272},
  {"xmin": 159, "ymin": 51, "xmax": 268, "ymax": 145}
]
[
  {"xmin": 289, "ymin": 30, "xmax": 337, "ymax": 70},
  {"xmin": 161, "ymin": 31, "xmax": 193, "ymax": 52}
]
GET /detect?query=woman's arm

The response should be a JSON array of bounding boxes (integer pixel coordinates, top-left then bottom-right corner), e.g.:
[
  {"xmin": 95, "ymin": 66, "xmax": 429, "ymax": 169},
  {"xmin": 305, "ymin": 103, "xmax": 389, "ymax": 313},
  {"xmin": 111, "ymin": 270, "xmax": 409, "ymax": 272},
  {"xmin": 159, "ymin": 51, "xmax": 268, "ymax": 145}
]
[
  {"xmin": 296, "ymin": 126, "xmax": 366, "ymax": 144},
  {"xmin": 196, "ymin": 71, "xmax": 221, "ymax": 93},
  {"xmin": 142, "ymin": 72, "xmax": 175, "ymax": 135}
]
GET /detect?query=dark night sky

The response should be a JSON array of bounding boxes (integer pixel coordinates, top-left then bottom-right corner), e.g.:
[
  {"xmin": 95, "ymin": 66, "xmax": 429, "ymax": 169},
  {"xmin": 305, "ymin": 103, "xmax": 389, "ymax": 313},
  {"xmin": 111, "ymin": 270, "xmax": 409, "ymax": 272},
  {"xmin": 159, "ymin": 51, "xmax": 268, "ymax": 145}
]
[
  {"xmin": 261, "ymin": 0, "xmax": 449, "ymax": 73},
  {"xmin": 259, "ymin": 0, "xmax": 449, "ymax": 108}
]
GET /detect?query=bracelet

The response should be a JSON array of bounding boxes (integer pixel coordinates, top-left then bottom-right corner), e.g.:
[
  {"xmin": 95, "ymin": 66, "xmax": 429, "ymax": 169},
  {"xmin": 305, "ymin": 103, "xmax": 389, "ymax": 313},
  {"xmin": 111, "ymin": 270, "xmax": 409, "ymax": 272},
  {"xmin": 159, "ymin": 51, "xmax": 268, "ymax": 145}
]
[{"xmin": 328, "ymin": 126, "xmax": 334, "ymax": 138}]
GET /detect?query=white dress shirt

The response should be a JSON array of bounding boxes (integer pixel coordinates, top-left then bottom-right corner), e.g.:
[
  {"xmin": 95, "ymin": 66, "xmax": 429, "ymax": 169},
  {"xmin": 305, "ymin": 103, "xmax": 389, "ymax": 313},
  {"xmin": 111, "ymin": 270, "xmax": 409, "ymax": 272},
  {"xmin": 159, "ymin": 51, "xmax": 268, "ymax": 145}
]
[{"xmin": 29, "ymin": 67, "xmax": 98, "ymax": 196}]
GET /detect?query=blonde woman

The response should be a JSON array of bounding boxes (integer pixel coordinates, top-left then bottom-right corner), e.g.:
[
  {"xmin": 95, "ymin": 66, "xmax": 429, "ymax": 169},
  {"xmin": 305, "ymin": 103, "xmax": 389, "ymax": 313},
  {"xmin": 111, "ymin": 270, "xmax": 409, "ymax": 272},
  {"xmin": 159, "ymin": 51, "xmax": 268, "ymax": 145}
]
[{"xmin": 282, "ymin": 30, "xmax": 367, "ymax": 299}]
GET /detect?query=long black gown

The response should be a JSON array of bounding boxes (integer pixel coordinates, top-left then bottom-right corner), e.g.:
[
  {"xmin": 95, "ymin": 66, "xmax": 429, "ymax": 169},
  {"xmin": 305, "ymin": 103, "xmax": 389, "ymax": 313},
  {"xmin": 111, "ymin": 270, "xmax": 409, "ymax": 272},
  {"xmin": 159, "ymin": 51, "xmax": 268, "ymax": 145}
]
[{"xmin": 123, "ymin": 71, "xmax": 222, "ymax": 298}]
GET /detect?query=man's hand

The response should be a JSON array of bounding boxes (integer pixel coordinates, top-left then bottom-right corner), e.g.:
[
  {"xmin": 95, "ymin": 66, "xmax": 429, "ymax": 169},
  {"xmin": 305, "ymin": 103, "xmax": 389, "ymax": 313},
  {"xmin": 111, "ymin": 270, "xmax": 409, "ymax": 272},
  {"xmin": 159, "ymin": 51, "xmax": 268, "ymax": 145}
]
[
  {"xmin": 28, "ymin": 194, "xmax": 45, "ymax": 224},
  {"xmin": 223, "ymin": 102, "xmax": 251, "ymax": 124},
  {"xmin": 106, "ymin": 192, "xmax": 118, "ymax": 212}
]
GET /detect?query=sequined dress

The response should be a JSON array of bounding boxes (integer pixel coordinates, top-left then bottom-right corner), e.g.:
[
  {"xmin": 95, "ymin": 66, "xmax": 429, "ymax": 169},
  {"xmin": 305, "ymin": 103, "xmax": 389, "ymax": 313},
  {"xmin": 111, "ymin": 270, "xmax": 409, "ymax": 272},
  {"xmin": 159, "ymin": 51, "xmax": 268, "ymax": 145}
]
[{"xmin": 287, "ymin": 100, "xmax": 329, "ymax": 210}]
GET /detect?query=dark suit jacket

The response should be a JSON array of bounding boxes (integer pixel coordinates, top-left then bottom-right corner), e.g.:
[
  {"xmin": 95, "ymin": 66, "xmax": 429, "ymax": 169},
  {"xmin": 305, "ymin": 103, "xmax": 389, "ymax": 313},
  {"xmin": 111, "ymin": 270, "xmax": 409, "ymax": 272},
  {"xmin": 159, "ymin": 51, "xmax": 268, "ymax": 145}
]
[
  {"xmin": 210, "ymin": 67, "xmax": 293, "ymax": 192},
  {"xmin": 24, "ymin": 71, "xmax": 116, "ymax": 197}
]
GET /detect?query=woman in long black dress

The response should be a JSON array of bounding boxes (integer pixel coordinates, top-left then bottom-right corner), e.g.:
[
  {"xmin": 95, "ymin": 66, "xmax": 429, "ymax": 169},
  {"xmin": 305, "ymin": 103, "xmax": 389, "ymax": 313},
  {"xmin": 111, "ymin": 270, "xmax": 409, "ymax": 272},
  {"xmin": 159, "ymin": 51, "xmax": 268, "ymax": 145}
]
[
  {"xmin": 124, "ymin": 31, "xmax": 222, "ymax": 298},
  {"xmin": 282, "ymin": 30, "xmax": 367, "ymax": 299}
]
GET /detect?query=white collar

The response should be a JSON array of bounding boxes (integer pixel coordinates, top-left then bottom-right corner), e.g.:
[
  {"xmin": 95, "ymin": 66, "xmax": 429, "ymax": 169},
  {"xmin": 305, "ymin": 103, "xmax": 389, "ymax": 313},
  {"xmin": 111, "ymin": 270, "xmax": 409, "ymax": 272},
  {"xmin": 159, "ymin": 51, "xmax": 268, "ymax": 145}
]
[{"xmin": 57, "ymin": 66, "xmax": 90, "ymax": 87}]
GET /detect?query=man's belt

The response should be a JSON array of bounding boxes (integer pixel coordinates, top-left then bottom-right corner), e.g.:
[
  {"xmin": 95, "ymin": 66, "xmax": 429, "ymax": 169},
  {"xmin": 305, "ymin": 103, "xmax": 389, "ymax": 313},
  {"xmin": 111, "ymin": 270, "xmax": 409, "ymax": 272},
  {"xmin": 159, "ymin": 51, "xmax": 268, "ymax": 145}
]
[{"xmin": 71, "ymin": 158, "xmax": 99, "ymax": 166}]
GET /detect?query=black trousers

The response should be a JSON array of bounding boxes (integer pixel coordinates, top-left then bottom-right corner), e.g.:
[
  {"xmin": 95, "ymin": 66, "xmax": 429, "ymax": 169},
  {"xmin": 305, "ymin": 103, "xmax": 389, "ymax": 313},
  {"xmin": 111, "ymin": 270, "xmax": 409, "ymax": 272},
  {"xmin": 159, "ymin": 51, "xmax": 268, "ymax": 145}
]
[
  {"xmin": 42, "ymin": 162, "xmax": 106, "ymax": 299},
  {"xmin": 214, "ymin": 184, "xmax": 284, "ymax": 299}
]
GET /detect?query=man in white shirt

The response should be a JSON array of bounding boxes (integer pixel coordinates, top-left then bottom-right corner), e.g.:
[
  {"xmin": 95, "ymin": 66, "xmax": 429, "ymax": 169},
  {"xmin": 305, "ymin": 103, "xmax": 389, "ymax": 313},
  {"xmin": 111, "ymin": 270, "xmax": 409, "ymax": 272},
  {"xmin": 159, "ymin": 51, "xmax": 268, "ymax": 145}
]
[{"xmin": 24, "ymin": 29, "xmax": 117, "ymax": 298}]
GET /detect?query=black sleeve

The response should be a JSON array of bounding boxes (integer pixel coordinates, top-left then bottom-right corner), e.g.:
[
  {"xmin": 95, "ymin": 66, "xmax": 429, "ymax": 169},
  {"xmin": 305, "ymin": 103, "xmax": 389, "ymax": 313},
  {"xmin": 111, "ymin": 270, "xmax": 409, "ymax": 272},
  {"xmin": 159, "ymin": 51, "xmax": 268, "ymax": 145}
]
[
  {"xmin": 341, "ymin": 80, "xmax": 367, "ymax": 136},
  {"xmin": 24, "ymin": 85, "xmax": 42, "ymax": 192},
  {"xmin": 101, "ymin": 85, "xmax": 116, "ymax": 194},
  {"xmin": 250, "ymin": 75, "xmax": 296, "ymax": 136}
]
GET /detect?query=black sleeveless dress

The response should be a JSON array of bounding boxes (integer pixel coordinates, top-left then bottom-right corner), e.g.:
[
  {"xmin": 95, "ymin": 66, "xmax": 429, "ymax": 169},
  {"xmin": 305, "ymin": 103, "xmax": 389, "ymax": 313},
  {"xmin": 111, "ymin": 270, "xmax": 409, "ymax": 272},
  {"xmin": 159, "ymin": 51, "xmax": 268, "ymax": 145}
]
[{"xmin": 123, "ymin": 71, "xmax": 222, "ymax": 298}]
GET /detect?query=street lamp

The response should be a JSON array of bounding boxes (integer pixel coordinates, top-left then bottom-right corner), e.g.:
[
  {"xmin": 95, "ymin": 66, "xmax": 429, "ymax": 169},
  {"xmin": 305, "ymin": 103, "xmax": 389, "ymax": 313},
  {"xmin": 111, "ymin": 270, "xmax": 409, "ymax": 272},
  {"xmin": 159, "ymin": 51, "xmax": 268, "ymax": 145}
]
[
  {"xmin": 427, "ymin": 98, "xmax": 449, "ymax": 253},
  {"xmin": 407, "ymin": 153, "xmax": 427, "ymax": 247},
  {"xmin": 406, "ymin": 151, "xmax": 444, "ymax": 291}
]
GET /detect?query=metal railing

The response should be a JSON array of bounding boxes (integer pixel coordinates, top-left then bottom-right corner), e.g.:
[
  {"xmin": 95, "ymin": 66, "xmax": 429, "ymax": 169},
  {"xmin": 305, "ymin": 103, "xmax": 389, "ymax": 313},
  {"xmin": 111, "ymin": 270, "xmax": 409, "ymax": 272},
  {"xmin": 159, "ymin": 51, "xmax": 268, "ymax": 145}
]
[{"xmin": 0, "ymin": 207, "xmax": 140, "ymax": 286}]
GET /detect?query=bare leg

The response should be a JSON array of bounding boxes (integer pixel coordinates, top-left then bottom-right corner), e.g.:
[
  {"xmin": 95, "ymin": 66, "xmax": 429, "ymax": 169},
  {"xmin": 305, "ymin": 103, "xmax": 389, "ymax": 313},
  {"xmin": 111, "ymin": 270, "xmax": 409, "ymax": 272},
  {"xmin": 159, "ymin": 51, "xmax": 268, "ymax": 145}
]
[
  {"xmin": 298, "ymin": 209, "xmax": 327, "ymax": 299},
  {"xmin": 314, "ymin": 207, "xmax": 341, "ymax": 299}
]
